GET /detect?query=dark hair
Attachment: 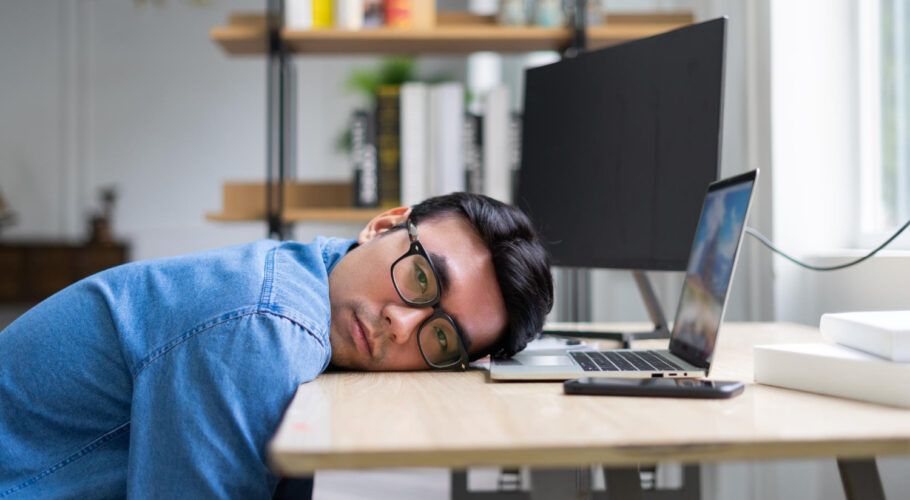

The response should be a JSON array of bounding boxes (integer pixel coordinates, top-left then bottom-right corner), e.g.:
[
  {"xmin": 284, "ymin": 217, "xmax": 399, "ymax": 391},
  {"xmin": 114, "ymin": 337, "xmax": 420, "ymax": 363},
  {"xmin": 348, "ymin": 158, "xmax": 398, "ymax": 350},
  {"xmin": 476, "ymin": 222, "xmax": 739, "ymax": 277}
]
[{"xmin": 402, "ymin": 192, "xmax": 553, "ymax": 360}]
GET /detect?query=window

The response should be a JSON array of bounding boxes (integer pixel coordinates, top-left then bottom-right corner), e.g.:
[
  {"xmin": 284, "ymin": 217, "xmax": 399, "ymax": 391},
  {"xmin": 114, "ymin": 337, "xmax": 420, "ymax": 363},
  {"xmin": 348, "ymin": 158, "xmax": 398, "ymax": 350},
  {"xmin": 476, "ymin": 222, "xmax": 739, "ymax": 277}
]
[{"xmin": 859, "ymin": 0, "xmax": 910, "ymax": 247}]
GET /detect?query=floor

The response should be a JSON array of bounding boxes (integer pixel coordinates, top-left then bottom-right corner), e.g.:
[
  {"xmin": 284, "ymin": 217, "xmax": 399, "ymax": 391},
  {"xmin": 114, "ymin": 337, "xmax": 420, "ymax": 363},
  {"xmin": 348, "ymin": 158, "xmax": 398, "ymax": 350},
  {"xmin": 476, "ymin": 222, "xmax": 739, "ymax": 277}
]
[
  {"xmin": 314, "ymin": 468, "xmax": 519, "ymax": 500},
  {"xmin": 314, "ymin": 469, "xmax": 450, "ymax": 500}
]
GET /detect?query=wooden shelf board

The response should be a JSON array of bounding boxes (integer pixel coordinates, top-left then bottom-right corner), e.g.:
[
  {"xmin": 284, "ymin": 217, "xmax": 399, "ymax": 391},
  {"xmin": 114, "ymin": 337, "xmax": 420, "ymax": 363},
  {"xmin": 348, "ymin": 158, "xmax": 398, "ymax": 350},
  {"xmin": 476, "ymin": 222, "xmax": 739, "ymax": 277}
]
[
  {"xmin": 206, "ymin": 208, "xmax": 384, "ymax": 223},
  {"xmin": 211, "ymin": 12, "xmax": 693, "ymax": 55}
]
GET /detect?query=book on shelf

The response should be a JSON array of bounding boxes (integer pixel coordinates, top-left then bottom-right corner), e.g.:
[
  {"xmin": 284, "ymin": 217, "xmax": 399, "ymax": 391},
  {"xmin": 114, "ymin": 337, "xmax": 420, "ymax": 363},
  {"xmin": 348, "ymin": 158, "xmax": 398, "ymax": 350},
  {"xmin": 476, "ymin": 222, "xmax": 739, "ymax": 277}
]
[
  {"xmin": 753, "ymin": 342, "xmax": 910, "ymax": 408},
  {"xmin": 336, "ymin": 0, "xmax": 365, "ymax": 30},
  {"xmin": 362, "ymin": 0, "xmax": 384, "ymax": 27},
  {"xmin": 384, "ymin": 0, "xmax": 435, "ymax": 29},
  {"xmin": 411, "ymin": 0, "xmax": 436, "ymax": 29},
  {"xmin": 429, "ymin": 82, "xmax": 466, "ymax": 197},
  {"xmin": 312, "ymin": 0, "xmax": 334, "ymax": 28},
  {"xmin": 351, "ymin": 110, "xmax": 379, "ymax": 207},
  {"xmin": 377, "ymin": 85, "xmax": 402, "ymax": 208},
  {"xmin": 385, "ymin": 0, "xmax": 411, "ymax": 28},
  {"xmin": 482, "ymin": 85, "xmax": 512, "ymax": 204},
  {"xmin": 285, "ymin": 0, "xmax": 313, "ymax": 30},
  {"xmin": 463, "ymin": 112, "xmax": 483, "ymax": 194},
  {"xmin": 508, "ymin": 111, "xmax": 522, "ymax": 203},
  {"xmin": 821, "ymin": 311, "xmax": 910, "ymax": 362},
  {"xmin": 400, "ymin": 82, "xmax": 430, "ymax": 206}
]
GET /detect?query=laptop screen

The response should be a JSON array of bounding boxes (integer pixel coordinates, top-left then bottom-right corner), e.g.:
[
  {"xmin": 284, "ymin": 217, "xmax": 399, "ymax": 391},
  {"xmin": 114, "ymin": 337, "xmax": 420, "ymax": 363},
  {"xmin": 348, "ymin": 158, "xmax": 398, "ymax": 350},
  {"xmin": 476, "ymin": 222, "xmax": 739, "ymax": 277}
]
[{"xmin": 670, "ymin": 171, "xmax": 757, "ymax": 369}]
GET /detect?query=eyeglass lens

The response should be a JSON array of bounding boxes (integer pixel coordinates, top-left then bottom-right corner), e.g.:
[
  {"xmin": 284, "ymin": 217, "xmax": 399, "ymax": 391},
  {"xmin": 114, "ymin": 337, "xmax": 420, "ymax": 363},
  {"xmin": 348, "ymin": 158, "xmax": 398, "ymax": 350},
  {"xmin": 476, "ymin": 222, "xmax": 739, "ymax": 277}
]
[
  {"xmin": 418, "ymin": 317, "xmax": 462, "ymax": 367},
  {"xmin": 392, "ymin": 254, "xmax": 439, "ymax": 305}
]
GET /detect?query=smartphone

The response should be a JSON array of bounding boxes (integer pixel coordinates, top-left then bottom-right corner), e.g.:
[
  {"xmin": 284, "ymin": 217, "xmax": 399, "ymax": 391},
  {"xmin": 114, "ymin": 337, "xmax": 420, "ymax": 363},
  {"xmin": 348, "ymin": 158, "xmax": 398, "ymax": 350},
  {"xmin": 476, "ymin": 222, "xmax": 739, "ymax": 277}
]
[{"xmin": 564, "ymin": 377, "xmax": 744, "ymax": 399}]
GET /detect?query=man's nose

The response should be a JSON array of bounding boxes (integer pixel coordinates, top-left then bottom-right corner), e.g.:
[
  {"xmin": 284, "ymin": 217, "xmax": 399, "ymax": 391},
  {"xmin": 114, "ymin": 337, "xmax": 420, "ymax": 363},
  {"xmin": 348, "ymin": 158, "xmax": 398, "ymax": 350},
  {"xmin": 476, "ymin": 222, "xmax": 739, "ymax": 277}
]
[{"xmin": 383, "ymin": 303, "xmax": 432, "ymax": 345}]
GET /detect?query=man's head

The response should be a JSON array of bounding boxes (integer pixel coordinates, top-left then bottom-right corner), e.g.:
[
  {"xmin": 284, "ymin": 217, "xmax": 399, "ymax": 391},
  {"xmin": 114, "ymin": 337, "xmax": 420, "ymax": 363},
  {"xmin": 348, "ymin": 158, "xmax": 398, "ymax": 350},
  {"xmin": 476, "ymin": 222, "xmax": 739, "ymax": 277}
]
[{"xmin": 328, "ymin": 192, "xmax": 553, "ymax": 370}]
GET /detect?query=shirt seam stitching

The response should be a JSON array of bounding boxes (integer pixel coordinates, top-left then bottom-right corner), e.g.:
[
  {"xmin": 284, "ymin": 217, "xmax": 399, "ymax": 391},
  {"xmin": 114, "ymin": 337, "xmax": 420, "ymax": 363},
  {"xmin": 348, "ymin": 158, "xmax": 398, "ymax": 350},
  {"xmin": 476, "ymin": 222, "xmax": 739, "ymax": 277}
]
[
  {"xmin": 131, "ymin": 310, "xmax": 327, "ymax": 379},
  {"xmin": 0, "ymin": 421, "xmax": 130, "ymax": 498},
  {"xmin": 259, "ymin": 245, "xmax": 278, "ymax": 308}
]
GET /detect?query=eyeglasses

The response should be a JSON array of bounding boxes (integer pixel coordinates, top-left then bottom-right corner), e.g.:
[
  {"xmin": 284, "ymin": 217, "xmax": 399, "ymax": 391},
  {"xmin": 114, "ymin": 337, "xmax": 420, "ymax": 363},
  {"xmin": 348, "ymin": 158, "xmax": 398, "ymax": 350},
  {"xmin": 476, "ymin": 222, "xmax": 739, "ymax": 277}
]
[{"xmin": 390, "ymin": 220, "xmax": 469, "ymax": 371}]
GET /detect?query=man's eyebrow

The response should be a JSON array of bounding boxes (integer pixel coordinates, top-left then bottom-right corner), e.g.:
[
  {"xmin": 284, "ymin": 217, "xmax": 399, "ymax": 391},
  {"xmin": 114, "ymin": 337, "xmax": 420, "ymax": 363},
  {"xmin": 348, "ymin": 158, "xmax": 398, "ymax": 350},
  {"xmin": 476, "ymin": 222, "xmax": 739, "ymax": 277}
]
[
  {"xmin": 428, "ymin": 251, "xmax": 451, "ymax": 292},
  {"xmin": 428, "ymin": 251, "xmax": 473, "ymax": 352}
]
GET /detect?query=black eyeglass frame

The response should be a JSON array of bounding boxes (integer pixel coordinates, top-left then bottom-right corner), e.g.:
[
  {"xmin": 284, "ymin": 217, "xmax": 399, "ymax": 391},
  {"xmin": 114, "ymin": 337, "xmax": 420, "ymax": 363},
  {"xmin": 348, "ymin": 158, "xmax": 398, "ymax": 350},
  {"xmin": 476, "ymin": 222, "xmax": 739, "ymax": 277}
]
[{"xmin": 390, "ymin": 220, "xmax": 470, "ymax": 371}]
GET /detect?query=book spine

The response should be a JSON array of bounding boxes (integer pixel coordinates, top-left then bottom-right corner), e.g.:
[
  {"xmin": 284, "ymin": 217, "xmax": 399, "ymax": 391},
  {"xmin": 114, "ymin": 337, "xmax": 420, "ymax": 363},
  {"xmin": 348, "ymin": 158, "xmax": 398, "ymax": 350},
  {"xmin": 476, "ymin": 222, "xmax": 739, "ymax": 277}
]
[
  {"xmin": 463, "ymin": 113, "xmax": 483, "ymax": 194},
  {"xmin": 385, "ymin": 0, "xmax": 412, "ymax": 28},
  {"xmin": 400, "ymin": 82, "xmax": 430, "ymax": 207},
  {"xmin": 508, "ymin": 111, "xmax": 522, "ymax": 203},
  {"xmin": 411, "ymin": 0, "xmax": 436, "ymax": 29},
  {"xmin": 335, "ymin": 0, "xmax": 364, "ymax": 29},
  {"xmin": 482, "ymin": 85, "xmax": 512, "ymax": 203},
  {"xmin": 285, "ymin": 0, "xmax": 314, "ymax": 29},
  {"xmin": 377, "ymin": 85, "xmax": 402, "ymax": 208},
  {"xmin": 352, "ymin": 110, "xmax": 379, "ymax": 207},
  {"xmin": 312, "ymin": 0, "xmax": 334, "ymax": 28},
  {"xmin": 362, "ymin": 0, "xmax": 384, "ymax": 27},
  {"xmin": 429, "ymin": 82, "xmax": 465, "ymax": 197}
]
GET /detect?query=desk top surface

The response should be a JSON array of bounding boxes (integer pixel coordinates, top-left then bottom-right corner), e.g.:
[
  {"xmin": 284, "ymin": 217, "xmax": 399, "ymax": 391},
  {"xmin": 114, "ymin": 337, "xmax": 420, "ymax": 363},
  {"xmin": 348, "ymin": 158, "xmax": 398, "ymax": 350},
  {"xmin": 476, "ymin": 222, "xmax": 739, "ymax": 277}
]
[{"xmin": 269, "ymin": 322, "xmax": 910, "ymax": 474}]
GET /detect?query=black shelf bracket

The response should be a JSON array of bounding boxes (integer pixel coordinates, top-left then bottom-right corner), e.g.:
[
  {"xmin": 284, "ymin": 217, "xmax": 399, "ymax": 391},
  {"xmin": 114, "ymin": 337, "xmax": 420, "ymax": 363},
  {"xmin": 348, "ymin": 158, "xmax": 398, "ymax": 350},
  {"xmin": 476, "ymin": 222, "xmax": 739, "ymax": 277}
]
[
  {"xmin": 565, "ymin": 0, "xmax": 588, "ymax": 58},
  {"xmin": 266, "ymin": 0, "xmax": 293, "ymax": 240}
]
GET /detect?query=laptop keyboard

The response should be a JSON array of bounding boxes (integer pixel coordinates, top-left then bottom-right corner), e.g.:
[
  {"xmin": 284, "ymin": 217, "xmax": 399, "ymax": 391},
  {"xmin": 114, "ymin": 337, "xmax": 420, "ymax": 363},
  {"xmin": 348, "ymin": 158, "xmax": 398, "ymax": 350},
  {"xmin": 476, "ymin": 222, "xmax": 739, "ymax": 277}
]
[{"xmin": 569, "ymin": 350, "xmax": 684, "ymax": 372}]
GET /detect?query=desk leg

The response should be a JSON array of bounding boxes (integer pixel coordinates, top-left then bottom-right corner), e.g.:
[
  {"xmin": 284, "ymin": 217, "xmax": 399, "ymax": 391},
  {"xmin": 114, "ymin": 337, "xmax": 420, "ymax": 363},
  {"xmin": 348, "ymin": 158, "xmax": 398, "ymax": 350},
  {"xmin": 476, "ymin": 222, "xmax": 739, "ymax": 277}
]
[
  {"xmin": 602, "ymin": 467, "xmax": 643, "ymax": 500},
  {"xmin": 451, "ymin": 471, "xmax": 530, "ymax": 500},
  {"xmin": 600, "ymin": 465, "xmax": 699, "ymax": 500},
  {"xmin": 837, "ymin": 458, "xmax": 886, "ymax": 500},
  {"xmin": 529, "ymin": 468, "xmax": 591, "ymax": 500}
]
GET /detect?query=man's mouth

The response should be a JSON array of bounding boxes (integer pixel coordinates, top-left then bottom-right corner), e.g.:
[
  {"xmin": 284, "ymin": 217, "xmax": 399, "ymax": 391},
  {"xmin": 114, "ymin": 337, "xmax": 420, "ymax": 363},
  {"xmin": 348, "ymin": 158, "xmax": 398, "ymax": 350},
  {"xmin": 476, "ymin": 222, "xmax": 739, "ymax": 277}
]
[{"xmin": 352, "ymin": 312, "xmax": 374, "ymax": 358}]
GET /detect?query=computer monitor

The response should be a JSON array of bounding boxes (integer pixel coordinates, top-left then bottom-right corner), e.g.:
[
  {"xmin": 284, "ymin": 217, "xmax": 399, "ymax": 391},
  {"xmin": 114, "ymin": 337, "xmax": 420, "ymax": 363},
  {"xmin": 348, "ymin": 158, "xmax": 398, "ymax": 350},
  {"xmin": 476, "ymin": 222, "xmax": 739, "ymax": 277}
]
[{"xmin": 516, "ymin": 18, "xmax": 727, "ymax": 272}]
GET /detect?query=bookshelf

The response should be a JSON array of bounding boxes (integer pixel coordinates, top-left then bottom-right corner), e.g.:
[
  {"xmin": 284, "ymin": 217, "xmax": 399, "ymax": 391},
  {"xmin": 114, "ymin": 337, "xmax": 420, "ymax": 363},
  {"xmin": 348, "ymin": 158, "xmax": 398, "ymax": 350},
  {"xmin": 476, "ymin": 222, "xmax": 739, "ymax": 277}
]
[
  {"xmin": 206, "ymin": 208, "xmax": 383, "ymax": 222},
  {"xmin": 211, "ymin": 12, "xmax": 693, "ymax": 55},
  {"xmin": 205, "ymin": 181, "xmax": 385, "ymax": 223},
  {"xmin": 207, "ymin": 10, "xmax": 693, "ymax": 229}
]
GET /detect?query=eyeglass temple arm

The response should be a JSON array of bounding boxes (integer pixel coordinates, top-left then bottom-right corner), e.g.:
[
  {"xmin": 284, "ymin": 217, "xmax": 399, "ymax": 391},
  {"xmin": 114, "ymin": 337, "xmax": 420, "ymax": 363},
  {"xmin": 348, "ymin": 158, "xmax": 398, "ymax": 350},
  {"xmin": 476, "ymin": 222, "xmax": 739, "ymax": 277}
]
[{"xmin": 407, "ymin": 220, "xmax": 418, "ymax": 243}]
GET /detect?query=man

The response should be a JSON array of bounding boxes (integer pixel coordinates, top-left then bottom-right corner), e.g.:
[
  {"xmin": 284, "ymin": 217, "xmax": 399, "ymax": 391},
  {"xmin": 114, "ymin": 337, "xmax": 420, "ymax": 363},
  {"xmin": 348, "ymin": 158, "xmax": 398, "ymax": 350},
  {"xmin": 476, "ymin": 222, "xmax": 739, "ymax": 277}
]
[{"xmin": 0, "ymin": 193, "xmax": 553, "ymax": 498}]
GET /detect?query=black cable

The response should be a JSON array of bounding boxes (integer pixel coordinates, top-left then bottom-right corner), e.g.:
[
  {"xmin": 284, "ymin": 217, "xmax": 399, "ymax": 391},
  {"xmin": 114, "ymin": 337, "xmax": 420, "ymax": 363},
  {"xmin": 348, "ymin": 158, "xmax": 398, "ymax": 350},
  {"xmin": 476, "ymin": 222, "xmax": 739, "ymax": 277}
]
[{"xmin": 745, "ymin": 218, "xmax": 910, "ymax": 271}]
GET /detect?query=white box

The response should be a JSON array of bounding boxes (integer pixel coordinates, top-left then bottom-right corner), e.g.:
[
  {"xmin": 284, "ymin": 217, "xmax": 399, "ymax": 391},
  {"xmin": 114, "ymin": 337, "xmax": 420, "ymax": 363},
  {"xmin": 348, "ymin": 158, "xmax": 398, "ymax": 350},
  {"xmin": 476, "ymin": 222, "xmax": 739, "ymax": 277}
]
[
  {"xmin": 820, "ymin": 311, "xmax": 910, "ymax": 362},
  {"xmin": 754, "ymin": 342, "xmax": 910, "ymax": 408}
]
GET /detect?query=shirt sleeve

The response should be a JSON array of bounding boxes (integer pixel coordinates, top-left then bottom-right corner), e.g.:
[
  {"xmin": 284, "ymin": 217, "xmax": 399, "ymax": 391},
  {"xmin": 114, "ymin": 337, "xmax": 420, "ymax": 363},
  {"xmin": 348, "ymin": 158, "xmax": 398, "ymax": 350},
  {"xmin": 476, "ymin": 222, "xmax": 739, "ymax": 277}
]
[{"xmin": 125, "ymin": 311, "xmax": 328, "ymax": 499}]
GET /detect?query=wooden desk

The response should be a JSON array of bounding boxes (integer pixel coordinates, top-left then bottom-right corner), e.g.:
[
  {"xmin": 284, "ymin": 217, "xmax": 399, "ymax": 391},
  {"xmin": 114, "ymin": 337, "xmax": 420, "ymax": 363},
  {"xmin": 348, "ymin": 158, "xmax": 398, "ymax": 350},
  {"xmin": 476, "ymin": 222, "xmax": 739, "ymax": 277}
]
[{"xmin": 269, "ymin": 323, "xmax": 910, "ymax": 498}]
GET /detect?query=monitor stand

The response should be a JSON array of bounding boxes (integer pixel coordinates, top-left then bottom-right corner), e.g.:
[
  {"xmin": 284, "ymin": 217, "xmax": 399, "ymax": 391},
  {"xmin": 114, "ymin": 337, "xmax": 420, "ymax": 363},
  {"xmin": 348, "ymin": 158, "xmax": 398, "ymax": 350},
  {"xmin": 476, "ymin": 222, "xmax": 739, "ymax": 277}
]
[{"xmin": 544, "ymin": 270, "xmax": 670, "ymax": 349}]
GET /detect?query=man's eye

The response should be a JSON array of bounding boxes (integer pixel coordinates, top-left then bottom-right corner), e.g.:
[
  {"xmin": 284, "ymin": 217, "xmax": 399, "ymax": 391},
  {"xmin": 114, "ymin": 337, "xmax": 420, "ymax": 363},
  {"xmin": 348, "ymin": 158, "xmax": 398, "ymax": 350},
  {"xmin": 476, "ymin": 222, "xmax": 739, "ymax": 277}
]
[
  {"xmin": 435, "ymin": 328, "xmax": 448, "ymax": 352},
  {"xmin": 413, "ymin": 263, "xmax": 428, "ymax": 292}
]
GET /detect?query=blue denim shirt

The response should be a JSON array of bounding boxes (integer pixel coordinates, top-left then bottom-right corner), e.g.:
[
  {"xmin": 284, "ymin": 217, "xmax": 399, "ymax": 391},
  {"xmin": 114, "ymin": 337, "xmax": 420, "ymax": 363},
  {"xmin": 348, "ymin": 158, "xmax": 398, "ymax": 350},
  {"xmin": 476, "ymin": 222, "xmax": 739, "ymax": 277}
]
[{"xmin": 0, "ymin": 237, "xmax": 355, "ymax": 498}]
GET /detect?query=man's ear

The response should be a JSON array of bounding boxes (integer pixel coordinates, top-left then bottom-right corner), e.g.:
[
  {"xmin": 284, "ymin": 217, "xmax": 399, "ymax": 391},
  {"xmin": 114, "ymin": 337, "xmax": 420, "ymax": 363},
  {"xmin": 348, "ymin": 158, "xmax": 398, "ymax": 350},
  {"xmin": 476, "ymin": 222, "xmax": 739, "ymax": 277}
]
[{"xmin": 358, "ymin": 206, "xmax": 412, "ymax": 244}]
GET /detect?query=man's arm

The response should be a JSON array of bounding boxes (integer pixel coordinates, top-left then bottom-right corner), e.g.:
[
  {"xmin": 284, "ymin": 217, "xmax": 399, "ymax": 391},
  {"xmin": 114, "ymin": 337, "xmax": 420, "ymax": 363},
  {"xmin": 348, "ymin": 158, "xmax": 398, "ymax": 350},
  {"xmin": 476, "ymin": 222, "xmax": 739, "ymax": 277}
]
[{"xmin": 125, "ymin": 311, "xmax": 328, "ymax": 498}]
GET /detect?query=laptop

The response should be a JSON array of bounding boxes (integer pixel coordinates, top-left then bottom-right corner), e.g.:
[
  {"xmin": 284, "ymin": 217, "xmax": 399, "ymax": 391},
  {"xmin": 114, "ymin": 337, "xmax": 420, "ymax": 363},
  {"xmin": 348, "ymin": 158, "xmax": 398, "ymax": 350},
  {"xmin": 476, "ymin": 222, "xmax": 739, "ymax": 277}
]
[{"xmin": 490, "ymin": 169, "xmax": 759, "ymax": 381}]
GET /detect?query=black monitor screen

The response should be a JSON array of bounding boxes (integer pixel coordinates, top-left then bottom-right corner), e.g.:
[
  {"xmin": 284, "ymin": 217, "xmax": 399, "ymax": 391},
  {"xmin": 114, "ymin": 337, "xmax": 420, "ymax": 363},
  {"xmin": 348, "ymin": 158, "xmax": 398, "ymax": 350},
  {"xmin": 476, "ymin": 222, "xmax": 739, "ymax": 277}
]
[{"xmin": 516, "ymin": 18, "xmax": 727, "ymax": 271}]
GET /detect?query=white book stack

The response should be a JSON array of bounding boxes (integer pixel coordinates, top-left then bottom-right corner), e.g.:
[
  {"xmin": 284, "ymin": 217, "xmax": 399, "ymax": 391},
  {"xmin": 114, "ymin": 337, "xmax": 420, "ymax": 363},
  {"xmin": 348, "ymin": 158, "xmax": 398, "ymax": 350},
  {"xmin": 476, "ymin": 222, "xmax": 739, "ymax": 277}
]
[
  {"xmin": 400, "ymin": 82, "xmax": 430, "ymax": 207},
  {"xmin": 482, "ymin": 85, "xmax": 512, "ymax": 203},
  {"xmin": 285, "ymin": 0, "xmax": 313, "ymax": 29},
  {"xmin": 428, "ymin": 82, "xmax": 465, "ymax": 197},
  {"xmin": 754, "ymin": 310, "xmax": 910, "ymax": 408}
]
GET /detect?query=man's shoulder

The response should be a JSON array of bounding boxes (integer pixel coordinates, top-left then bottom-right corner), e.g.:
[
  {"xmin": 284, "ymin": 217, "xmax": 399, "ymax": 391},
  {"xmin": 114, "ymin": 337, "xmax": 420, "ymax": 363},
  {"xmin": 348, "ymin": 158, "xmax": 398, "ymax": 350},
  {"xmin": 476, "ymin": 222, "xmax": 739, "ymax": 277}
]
[{"xmin": 259, "ymin": 237, "xmax": 355, "ymax": 341}]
